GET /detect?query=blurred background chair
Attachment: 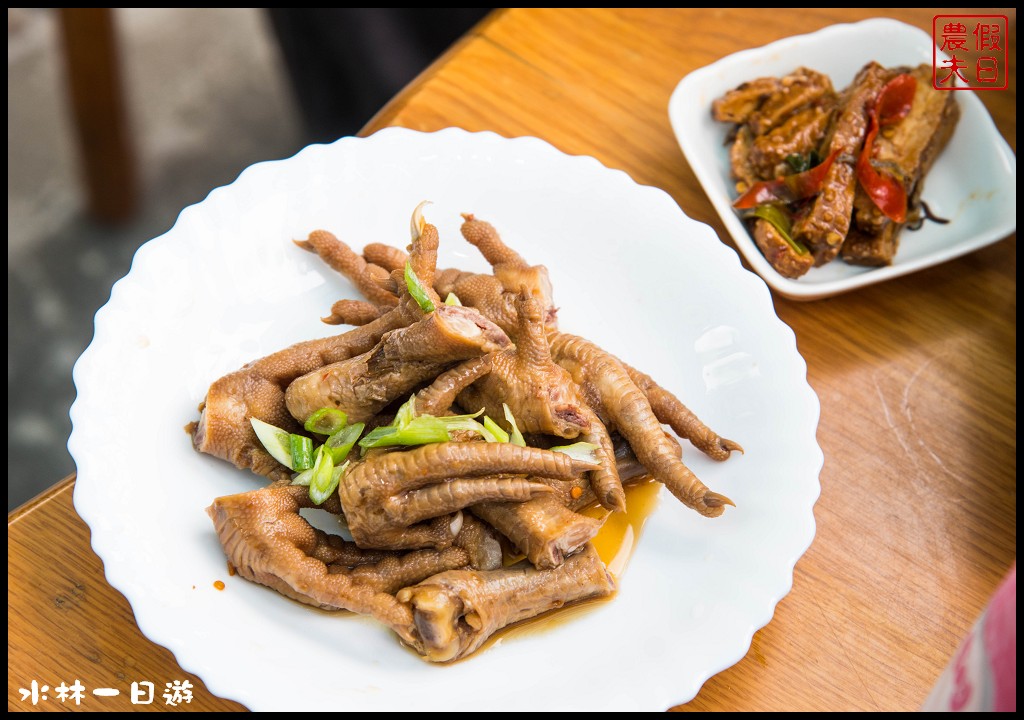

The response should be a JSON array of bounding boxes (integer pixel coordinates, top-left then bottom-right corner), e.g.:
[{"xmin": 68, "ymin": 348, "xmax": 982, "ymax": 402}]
[
  {"xmin": 58, "ymin": 9, "xmax": 138, "ymax": 223},
  {"xmin": 269, "ymin": 8, "xmax": 491, "ymax": 141}
]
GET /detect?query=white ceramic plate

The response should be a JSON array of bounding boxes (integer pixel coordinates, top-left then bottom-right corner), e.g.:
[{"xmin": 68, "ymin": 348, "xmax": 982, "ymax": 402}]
[
  {"xmin": 69, "ymin": 128, "xmax": 822, "ymax": 711},
  {"xmin": 669, "ymin": 18, "xmax": 1017, "ymax": 301}
]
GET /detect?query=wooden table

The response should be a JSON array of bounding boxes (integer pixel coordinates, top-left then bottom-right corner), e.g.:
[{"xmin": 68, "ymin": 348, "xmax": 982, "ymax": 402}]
[{"xmin": 9, "ymin": 8, "xmax": 1016, "ymax": 712}]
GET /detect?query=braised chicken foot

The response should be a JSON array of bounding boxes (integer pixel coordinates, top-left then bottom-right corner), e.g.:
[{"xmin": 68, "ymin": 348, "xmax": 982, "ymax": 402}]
[
  {"xmin": 304, "ymin": 201, "xmax": 442, "ymax": 317},
  {"xmin": 458, "ymin": 292, "xmax": 588, "ymax": 439},
  {"xmin": 322, "ymin": 298, "xmax": 387, "ymax": 326},
  {"xmin": 623, "ymin": 363, "xmax": 742, "ymax": 461},
  {"xmin": 338, "ymin": 442, "xmax": 593, "ymax": 551},
  {"xmin": 295, "ymin": 229, "xmax": 398, "ymax": 308},
  {"xmin": 191, "ymin": 209, "xmax": 451, "ymax": 481},
  {"xmin": 396, "ymin": 543, "xmax": 615, "ymax": 662},
  {"xmin": 550, "ymin": 332, "xmax": 733, "ymax": 517},
  {"xmin": 285, "ymin": 305, "xmax": 508, "ymax": 424},
  {"xmin": 413, "ymin": 355, "xmax": 493, "ymax": 416},
  {"xmin": 471, "ymin": 495, "xmax": 602, "ymax": 569},
  {"xmin": 362, "ymin": 242, "xmax": 408, "ymax": 273},
  {"xmin": 457, "ymin": 292, "xmax": 624, "ymax": 511},
  {"xmin": 207, "ymin": 485, "xmax": 469, "ymax": 629},
  {"xmin": 432, "ymin": 213, "xmax": 557, "ymax": 336},
  {"xmin": 190, "ymin": 309, "xmax": 407, "ymax": 483}
]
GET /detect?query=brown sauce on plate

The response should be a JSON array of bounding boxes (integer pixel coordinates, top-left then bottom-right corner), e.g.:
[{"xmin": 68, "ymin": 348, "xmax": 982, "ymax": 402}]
[
  {"xmin": 482, "ymin": 480, "xmax": 662, "ymax": 648},
  {"xmin": 583, "ymin": 479, "xmax": 662, "ymax": 578}
]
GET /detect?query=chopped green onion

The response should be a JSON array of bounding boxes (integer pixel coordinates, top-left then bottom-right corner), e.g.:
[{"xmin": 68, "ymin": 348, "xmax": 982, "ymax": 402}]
[
  {"xmin": 482, "ymin": 415, "xmax": 509, "ymax": 443},
  {"xmin": 394, "ymin": 395, "xmax": 417, "ymax": 428},
  {"xmin": 503, "ymin": 403, "xmax": 526, "ymax": 447},
  {"xmin": 748, "ymin": 203, "xmax": 809, "ymax": 256},
  {"xmin": 443, "ymin": 408, "xmax": 484, "ymax": 421},
  {"xmin": 250, "ymin": 417, "xmax": 295, "ymax": 470},
  {"xmin": 292, "ymin": 458, "xmax": 349, "ymax": 491},
  {"xmin": 359, "ymin": 416, "xmax": 450, "ymax": 448},
  {"xmin": 405, "ymin": 261, "xmax": 436, "ymax": 314},
  {"xmin": 358, "ymin": 403, "xmax": 498, "ymax": 449},
  {"xmin": 303, "ymin": 408, "xmax": 348, "ymax": 436},
  {"xmin": 309, "ymin": 449, "xmax": 344, "ymax": 505},
  {"xmin": 442, "ymin": 415, "xmax": 498, "ymax": 443},
  {"xmin": 324, "ymin": 422, "xmax": 364, "ymax": 463},
  {"xmin": 290, "ymin": 433, "xmax": 314, "ymax": 471},
  {"xmin": 444, "ymin": 292, "xmax": 462, "ymax": 306},
  {"xmin": 549, "ymin": 441, "xmax": 601, "ymax": 465},
  {"xmin": 357, "ymin": 425, "xmax": 398, "ymax": 448},
  {"xmin": 290, "ymin": 468, "xmax": 313, "ymax": 486}
]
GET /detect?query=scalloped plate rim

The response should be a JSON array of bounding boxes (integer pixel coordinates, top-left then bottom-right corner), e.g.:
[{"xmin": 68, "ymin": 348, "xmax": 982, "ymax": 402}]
[{"xmin": 69, "ymin": 127, "xmax": 822, "ymax": 711}]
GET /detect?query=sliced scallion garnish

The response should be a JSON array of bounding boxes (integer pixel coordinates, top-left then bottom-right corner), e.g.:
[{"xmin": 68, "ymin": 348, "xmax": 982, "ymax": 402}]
[
  {"xmin": 549, "ymin": 441, "xmax": 601, "ymax": 465},
  {"xmin": 394, "ymin": 395, "xmax": 417, "ymax": 428},
  {"xmin": 308, "ymin": 448, "xmax": 342, "ymax": 505},
  {"xmin": 290, "ymin": 468, "xmax": 313, "ymax": 487},
  {"xmin": 405, "ymin": 261, "xmax": 436, "ymax": 314},
  {"xmin": 250, "ymin": 417, "xmax": 296, "ymax": 470},
  {"xmin": 290, "ymin": 433, "xmax": 314, "ymax": 471},
  {"xmin": 324, "ymin": 422, "xmax": 364, "ymax": 464},
  {"xmin": 357, "ymin": 399, "xmax": 498, "ymax": 448},
  {"xmin": 503, "ymin": 403, "xmax": 526, "ymax": 447},
  {"xmin": 303, "ymin": 408, "xmax": 348, "ymax": 436},
  {"xmin": 293, "ymin": 457, "xmax": 349, "ymax": 496},
  {"xmin": 482, "ymin": 415, "xmax": 509, "ymax": 443},
  {"xmin": 444, "ymin": 292, "xmax": 462, "ymax": 306},
  {"xmin": 441, "ymin": 411, "xmax": 498, "ymax": 443},
  {"xmin": 359, "ymin": 417, "xmax": 450, "ymax": 448}
]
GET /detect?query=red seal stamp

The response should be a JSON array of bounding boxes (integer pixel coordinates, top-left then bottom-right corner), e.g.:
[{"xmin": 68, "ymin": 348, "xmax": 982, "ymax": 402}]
[{"xmin": 933, "ymin": 15, "xmax": 1008, "ymax": 90}]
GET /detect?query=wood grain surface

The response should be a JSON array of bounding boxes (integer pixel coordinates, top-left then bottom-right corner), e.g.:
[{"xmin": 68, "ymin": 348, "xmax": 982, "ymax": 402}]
[{"xmin": 8, "ymin": 8, "xmax": 1016, "ymax": 712}]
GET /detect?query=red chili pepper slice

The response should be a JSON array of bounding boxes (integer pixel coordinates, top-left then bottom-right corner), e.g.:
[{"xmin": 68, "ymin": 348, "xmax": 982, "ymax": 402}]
[
  {"xmin": 856, "ymin": 73, "xmax": 916, "ymax": 223},
  {"xmin": 856, "ymin": 116, "xmax": 906, "ymax": 222},
  {"xmin": 733, "ymin": 149, "xmax": 840, "ymax": 209},
  {"xmin": 876, "ymin": 73, "xmax": 916, "ymax": 127}
]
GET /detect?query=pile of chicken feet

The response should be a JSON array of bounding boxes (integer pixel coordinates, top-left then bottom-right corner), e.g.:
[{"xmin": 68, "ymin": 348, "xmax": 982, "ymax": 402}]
[{"xmin": 191, "ymin": 203, "xmax": 742, "ymax": 662}]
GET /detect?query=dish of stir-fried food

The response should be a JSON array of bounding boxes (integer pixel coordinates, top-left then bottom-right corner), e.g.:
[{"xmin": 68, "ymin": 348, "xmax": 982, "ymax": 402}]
[
  {"xmin": 712, "ymin": 62, "xmax": 959, "ymax": 278},
  {"xmin": 190, "ymin": 202, "xmax": 742, "ymax": 662}
]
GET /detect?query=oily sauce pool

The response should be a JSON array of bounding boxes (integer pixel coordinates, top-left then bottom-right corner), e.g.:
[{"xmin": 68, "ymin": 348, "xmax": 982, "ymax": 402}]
[{"xmin": 485, "ymin": 480, "xmax": 662, "ymax": 647}]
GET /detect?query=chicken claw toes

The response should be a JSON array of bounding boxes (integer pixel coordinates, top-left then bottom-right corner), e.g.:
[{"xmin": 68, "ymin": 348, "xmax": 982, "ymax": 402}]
[
  {"xmin": 719, "ymin": 438, "xmax": 745, "ymax": 456},
  {"xmin": 297, "ymin": 230, "xmax": 399, "ymax": 308},
  {"xmin": 322, "ymin": 299, "xmax": 385, "ymax": 326},
  {"xmin": 550, "ymin": 332, "xmax": 733, "ymax": 518},
  {"xmin": 702, "ymin": 491, "xmax": 735, "ymax": 511},
  {"xmin": 207, "ymin": 485, "xmax": 468, "ymax": 630},
  {"xmin": 339, "ymin": 442, "xmax": 592, "ymax": 551},
  {"xmin": 195, "ymin": 205, "xmax": 747, "ymax": 664},
  {"xmin": 624, "ymin": 362, "xmax": 743, "ymax": 461}
]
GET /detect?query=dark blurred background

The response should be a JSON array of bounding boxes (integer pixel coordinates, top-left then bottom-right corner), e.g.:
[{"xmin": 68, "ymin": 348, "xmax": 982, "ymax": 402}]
[{"xmin": 7, "ymin": 8, "xmax": 491, "ymax": 510}]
